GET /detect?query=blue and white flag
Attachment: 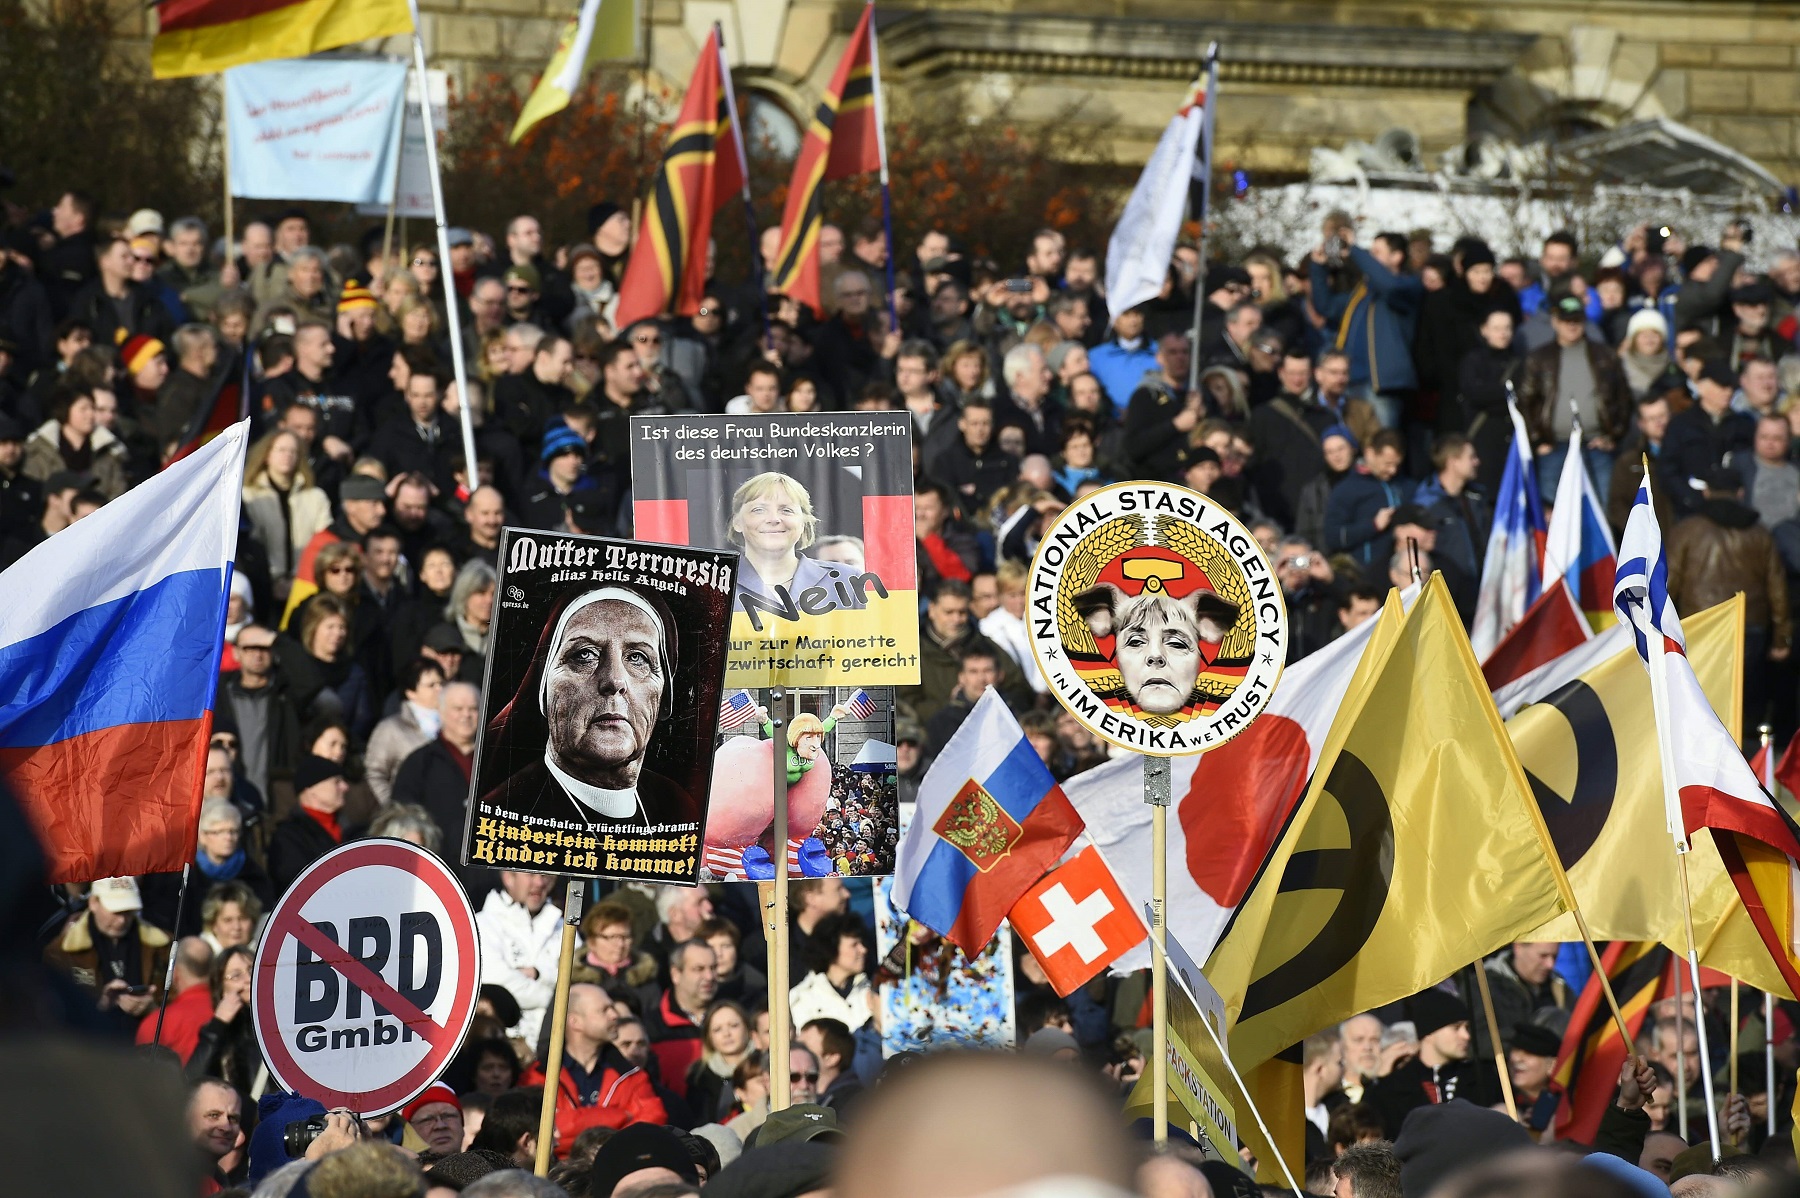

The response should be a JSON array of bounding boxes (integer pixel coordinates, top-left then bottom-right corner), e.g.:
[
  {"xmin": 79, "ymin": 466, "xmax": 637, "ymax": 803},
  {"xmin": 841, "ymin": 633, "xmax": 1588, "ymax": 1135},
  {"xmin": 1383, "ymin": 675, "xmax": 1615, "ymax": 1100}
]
[{"xmin": 226, "ymin": 58, "xmax": 409, "ymax": 205}]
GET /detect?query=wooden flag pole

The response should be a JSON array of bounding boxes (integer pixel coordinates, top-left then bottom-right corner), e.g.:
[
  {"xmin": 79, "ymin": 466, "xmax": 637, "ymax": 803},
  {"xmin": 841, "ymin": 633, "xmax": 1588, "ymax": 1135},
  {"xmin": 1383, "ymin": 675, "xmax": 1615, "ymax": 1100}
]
[
  {"xmin": 1761, "ymin": 725, "xmax": 1779, "ymax": 1139},
  {"xmin": 768, "ymin": 686, "xmax": 793, "ymax": 1111},
  {"xmin": 1674, "ymin": 946, "xmax": 1690, "ymax": 1140},
  {"xmin": 220, "ymin": 77, "xmax": 234, "ymax": 285},
  {"xmin": 1145, "ymin": 754, "xmax": 1171, "ymax": 1143},
  {"xmin": 533, "ymin": 881, "xmax": 584, "ymax": 1175},
  {"xmin": 1729, "ymin": 979, "xmax": 1741, "ymax": 1146},
  {"xmin": 1472, "ymin": 961, "xmax": 1520, "ymax": 1121}
]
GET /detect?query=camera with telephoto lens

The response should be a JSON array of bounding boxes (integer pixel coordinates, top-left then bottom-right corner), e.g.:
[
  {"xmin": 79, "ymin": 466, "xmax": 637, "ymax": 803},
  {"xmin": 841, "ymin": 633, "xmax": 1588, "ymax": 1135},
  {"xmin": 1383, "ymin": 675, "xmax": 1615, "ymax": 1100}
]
[{"xmin": 284, "ymin": 1111, "xmax": 360, "ymax": 1158}]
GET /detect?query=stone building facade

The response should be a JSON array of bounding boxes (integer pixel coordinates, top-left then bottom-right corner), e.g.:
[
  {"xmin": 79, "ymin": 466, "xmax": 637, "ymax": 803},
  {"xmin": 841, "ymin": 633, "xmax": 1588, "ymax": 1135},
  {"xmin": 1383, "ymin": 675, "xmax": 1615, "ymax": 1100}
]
[{"xmin": 118, "ymin": 0, "xmax": 1800, "ymax": 186}]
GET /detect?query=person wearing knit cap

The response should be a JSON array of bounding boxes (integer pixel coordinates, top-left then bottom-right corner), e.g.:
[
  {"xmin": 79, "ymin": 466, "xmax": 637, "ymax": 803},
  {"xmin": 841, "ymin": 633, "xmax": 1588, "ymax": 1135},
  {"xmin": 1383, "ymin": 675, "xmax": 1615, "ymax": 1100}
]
[
  {"xmin": 402, "ymin": 1081, "xmax": 464, "ymax": 1155},
  {"xmin": 1368, "ymin": 988, "xmax": 1479, "ymax": 1139},
  {"xmin": 266, "ymin": 753, "xmax": 349, "ymax": 894},
  {"xmin": 1391, "ymin": 1098, "xmax": 1531, "ymax": 1198},
  {"xmin": 338, "ymin": 280, "xmax": 378, "ymax": 315},
  {"xmin": 246, "ymin": 1091, "xmax": 329, "ymax": 1183},
  {"xmin": 522, "ymin": 422, "xmax": 600, "ymax": 531},
  {"xmin": 122, "ymin": 332, "xmax": 169, "ymax": 392}
]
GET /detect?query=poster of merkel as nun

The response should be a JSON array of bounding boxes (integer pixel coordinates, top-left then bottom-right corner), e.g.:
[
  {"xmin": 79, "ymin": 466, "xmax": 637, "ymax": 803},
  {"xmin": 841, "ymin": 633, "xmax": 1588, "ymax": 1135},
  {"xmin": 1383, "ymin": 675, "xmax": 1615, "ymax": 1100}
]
[{"xmin": 462, "ymin": 529, "xmax": 736, "ymax": 885}]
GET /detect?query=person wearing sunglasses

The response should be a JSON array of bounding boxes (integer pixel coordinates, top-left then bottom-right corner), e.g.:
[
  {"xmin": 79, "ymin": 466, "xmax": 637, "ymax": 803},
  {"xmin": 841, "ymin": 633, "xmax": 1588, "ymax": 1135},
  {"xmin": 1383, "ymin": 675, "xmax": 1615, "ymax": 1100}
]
[
  {"xmin": 622, "ymin": 318, "xmax": 695, "ymax": 412},
  {"xmin": 67, "ymin": 234, "xmax": 175, "ymax": 347},
  {"xmin": 502, "ymin": 263, "xmax": 546, "ymax": 327}
]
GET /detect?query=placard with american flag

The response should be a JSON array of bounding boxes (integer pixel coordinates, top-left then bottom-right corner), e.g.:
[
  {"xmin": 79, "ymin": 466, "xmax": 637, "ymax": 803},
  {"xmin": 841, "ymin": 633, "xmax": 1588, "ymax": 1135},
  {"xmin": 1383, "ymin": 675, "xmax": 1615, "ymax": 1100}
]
[{"xmin": 718, "ymin": 689, "xmax": 758, "ymax": 731}]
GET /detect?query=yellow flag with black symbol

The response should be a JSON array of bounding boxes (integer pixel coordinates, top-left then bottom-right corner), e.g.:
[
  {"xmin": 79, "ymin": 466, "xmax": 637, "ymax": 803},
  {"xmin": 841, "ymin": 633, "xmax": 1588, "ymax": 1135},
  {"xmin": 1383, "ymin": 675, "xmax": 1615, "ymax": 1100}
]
[
  {"xmin": 1205, "ymin": 575, "xmax": 1576, "ymax": 1071},
  {"xmin": 1515, "ymin": 597, "xmax": 1743, "ymax": 945},
  {"xmin": 1503, "ymin": 595, "xmax": 1794, "ymax": 997}
]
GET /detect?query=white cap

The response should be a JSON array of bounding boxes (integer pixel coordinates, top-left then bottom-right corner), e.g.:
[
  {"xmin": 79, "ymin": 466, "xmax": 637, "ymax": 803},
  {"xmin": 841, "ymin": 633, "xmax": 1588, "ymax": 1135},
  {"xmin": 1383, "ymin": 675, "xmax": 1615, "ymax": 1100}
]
[
  {"xmin": 126, "ymin": 209, "xmax": 165, "ymax": 238},
  {"xmin": 1625, "ymin": 307, "xmax": 1667, "ymax": 343},
  {"xmin": 90, "ymin": 876, "xmax": 142, "ymax": 913}
]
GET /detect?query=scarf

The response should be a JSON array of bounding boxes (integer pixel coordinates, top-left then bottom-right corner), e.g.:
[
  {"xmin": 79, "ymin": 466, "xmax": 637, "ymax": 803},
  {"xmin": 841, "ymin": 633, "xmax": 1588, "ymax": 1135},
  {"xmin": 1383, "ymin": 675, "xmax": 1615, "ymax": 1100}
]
[
  {"xmin": 302, "ymin": 805, "xmax": 342, "ymax": 842},
  {"xmin": 408, "ymin": 702, "xmax": 442, "ymax": 739},
  {"xmin": 1621, "ymin": 347, "xmax": 1670, "ymax": 396},
  {"xmin": 442, "ymin": 738, "xmax": 474, "ymax": 782},
  {"xmin": 196, "ymin": 847, "xmax": 245, "ymax": 881}
]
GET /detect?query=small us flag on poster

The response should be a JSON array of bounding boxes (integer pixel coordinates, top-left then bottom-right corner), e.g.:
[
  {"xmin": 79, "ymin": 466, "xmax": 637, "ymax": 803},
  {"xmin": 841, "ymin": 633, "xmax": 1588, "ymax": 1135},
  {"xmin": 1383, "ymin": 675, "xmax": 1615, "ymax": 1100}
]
[
  {"xmin": 718, "ymin": 689, "xmax": 757, "ymax": 731},
  {"xmin": 844, "ymin": 689, "xmax": 876, "ymax": 720}
]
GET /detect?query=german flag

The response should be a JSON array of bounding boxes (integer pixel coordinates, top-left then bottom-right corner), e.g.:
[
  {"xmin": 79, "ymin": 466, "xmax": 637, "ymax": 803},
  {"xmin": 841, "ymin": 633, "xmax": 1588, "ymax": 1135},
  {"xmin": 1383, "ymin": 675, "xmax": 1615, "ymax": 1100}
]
[
  {"xmin": 165, "ymin": 360, "xmax": 246, "ymax": 468},
  {"xmin": 614, "ymin": 26, "xmax": 746, "ymax": 328},
  {"xmin": 1551, "ymin": 941, "xmax": 1671, "ymax": 1144},
  {"xmin": 152, "ymin": 0, "xmax": 413, "ymax": 80},
  {"xmin": 770, "ymin": 3, "xmax": 882, "ymax": 313}
]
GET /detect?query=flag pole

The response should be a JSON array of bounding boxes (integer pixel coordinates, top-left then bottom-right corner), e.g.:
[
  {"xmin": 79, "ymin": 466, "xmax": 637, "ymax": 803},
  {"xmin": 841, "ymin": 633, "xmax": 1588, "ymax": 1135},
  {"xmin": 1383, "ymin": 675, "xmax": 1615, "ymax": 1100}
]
[
  {"xmin": 1150, "ymin": 922, "xmax": 1303, "ymax": 1198},
  {"xmin": 767, "ymin": 686, "xmax": 793, "ymax": 1111},
  {"xmin": 1730, "ymin": 979, "xmax": 1741, "ymax": 1145},
  {"xmin": 1145, "ymin": 753, "xmax": 1171, "ymax": 1143},
  {"xmin": 866, "ymin": 1, "xmax": 899, "ymax": 332},
  {"xmin": 1184, "ymin": 44, "xmax": 1219, "ymax": 398},
  {"xmin": 1471, "ymin": 960, "xmax": 1520, "ymax": 1121},
  {"xmin": 1635, "ymin": 459, "xmax": 1722, "ymax": 1158},
  {"xmin": 1761, "ymin": 724, "xmax": 1778, "ymax": 1139},
  {"xmin": 220, "ymin": 77, "xmax": 235, "ymax": 287},
  {"xmin": 403, "ymin": 7, "xmax": 479, "ymax": 491},
  {"xmin": 713, "ymin": 25, "xmax": 770, "ymax": 341},
  {"xmin": 533, "ymin": 882, "xmax": 583, "ymax": 1175},
  {"xmin": 1674, "ymin": 950, "xmax": 1690, "ymax": 1139},
  {"xmin": 151, "ymin": 862, "xmax": 192, "ymax": 1047}
]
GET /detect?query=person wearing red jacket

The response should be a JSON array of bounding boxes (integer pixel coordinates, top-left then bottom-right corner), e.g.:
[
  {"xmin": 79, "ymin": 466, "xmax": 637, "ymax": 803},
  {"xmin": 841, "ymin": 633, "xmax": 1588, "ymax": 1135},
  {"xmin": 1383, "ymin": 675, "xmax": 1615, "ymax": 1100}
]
[{"xmin": 521, "ymin": 982, "xmax": 667, "ymax": 1155}]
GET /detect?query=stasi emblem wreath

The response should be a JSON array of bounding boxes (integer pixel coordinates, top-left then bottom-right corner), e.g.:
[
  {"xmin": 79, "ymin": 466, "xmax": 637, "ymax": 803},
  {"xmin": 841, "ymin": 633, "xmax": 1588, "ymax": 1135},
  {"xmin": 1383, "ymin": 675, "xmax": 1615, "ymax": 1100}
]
[{"xmin": 1026, "ymin": 481, "xmax": 1287, "ymax": 756}]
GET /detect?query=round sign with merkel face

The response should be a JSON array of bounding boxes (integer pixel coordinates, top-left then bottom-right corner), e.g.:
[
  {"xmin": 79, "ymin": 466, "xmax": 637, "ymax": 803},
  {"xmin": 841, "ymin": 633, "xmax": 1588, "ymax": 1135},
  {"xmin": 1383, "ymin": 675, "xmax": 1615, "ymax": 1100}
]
[{"xmin": 1026, "ymin": 482, "xmax": 1287, "ymax": 756}]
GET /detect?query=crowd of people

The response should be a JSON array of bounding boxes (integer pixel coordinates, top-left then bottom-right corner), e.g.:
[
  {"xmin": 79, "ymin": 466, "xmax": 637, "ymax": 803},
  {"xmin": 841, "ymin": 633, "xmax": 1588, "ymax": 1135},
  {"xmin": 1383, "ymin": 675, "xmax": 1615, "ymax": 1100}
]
[{"xmin": 10, "ymin": 178, "xmax": 1800, "ymax": 1198}]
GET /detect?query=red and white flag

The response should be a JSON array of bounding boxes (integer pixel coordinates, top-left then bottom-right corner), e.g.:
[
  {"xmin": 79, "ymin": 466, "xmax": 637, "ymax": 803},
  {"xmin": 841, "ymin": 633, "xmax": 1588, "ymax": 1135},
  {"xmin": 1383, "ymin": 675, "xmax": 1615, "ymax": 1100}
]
[
  {"xmin": 1008, "ymin": 847, "xmax": 1146, "ymax": 996},
  {"xmin": 1063, "ymin": 586, "xmax": 1413, "ymax": 970}
]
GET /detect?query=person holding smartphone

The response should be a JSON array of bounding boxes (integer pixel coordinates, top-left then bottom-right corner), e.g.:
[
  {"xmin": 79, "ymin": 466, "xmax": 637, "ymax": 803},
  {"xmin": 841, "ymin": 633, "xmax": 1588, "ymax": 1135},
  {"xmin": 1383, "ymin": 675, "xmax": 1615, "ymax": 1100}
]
[{"xmin": 42, "ymin": 875, "xmax": 170, "ymax": 1032}]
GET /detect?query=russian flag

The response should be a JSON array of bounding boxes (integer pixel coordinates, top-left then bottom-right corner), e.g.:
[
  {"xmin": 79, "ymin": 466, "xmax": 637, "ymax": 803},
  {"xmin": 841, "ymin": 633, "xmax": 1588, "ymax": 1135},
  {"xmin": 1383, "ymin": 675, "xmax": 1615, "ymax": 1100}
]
[
  {"xmin": 892, "ymin": 689, "xmax": 1083, "ymax": 952},
  {"xmin": 0, "ymin": 422, "xmax": 248, "ymax": 883},
  {"xmin": 1542, "ymin": 425, "xmax": 1618, "ymax": 631},
  {"xmin": 1471, "ymin": 396, "xmax": 1547, "ymax": 659}
]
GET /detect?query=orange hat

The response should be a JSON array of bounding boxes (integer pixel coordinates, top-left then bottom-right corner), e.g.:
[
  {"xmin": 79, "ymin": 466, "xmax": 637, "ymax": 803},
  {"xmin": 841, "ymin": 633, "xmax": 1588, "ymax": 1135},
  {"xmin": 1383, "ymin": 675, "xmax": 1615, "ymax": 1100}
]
[
  {"xmin": 338, "ymin": 281, "xmax": 378, "ymax": 313},
  {"xmin": 121, "ymin": 334, "xmax": 165, "ymax": 376}
]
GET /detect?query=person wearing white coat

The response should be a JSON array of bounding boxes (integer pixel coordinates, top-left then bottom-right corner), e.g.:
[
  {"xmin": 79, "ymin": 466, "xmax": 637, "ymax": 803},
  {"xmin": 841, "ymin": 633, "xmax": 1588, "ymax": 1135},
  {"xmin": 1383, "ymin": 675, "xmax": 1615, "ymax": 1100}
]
[
  {"xmin": 788, "ymin": 913, "xmax": 874, "ymax": 1033},
  {"xmin": 476, "ymin": 871, "xmax": 570, "ymax": 1045}
]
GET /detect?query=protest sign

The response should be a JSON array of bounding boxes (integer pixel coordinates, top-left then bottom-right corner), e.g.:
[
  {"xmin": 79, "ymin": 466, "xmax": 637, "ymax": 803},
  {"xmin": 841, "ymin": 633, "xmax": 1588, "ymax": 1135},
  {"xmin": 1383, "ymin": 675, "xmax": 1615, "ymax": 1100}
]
[
  {"xmin": 252, "ymin": 839, "xmax": 479, "ymax": 1115},
  {"xmin": 462, "ymin": 530, "xmax": 735, "ymax": 886},
  {"xmin": 630, "ymin": 412, "xmax": 919, "ymax": 688},
  {"xmin": 1027, "ymin": 481, "xmax": 1287, "ymax": 755},
  {"xmin": 358, "ymin": 68, "xmax": 448, "ymax": 220},
  {"xmin": 700, "ymin": 685, "xmax": 899, "ymax": 880},
  {"xmin": 225, "ymin": 58, "xmax": 408, "ymax": 205},
  {"xmin": 874, "ymin": 870, "xmax": 1015, "ymax": 1054}
]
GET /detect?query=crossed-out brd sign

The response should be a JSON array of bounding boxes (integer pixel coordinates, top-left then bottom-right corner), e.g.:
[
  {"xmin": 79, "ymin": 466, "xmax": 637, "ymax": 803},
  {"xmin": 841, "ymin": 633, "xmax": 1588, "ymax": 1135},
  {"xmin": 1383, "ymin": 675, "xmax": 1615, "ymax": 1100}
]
[{"xmin": 252, "ymin": 839, "xmax": 480, "ymax": 1114}]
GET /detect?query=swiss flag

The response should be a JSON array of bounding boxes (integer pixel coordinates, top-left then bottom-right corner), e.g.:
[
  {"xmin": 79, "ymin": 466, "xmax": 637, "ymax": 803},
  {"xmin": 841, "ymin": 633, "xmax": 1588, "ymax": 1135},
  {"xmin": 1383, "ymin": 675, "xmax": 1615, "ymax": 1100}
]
[{"xmin": 1008, "ymin": 847, "xmax": 1146, "ymax": 996}]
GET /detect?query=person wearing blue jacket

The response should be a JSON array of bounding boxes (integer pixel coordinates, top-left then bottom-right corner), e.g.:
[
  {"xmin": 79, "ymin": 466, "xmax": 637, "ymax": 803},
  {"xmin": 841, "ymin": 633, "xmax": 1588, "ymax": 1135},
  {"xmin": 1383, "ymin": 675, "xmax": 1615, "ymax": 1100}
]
[
  {"xmin": 1322, "ymin": 428, "xmax": 1413, "ymax": 584},
  {"xmin": 1308, "ymin": 231, "xmax": 1425, "ymax": 430},
  {"xmin": 1088, "ymin": 303, "xmax": 1158, "ymax": 415}
]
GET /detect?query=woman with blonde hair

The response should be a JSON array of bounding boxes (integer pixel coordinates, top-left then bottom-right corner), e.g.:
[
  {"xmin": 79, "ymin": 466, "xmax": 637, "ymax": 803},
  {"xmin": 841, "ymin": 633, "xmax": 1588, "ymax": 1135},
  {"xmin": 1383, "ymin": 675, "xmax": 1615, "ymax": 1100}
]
[
  {"xmin": 938, "ymin": 340, "xmax": 992, "ymax": 406},
  {"xmin": 242, "ymin": 428, "xmax": 331, "ymax": 599},
  {"xmin": 726, "ymin": 471, "xmax": 865, "ymax": 609},
  {"xmin": 376, "ymin": 269, "xmax": 423, "ymax": 336}
]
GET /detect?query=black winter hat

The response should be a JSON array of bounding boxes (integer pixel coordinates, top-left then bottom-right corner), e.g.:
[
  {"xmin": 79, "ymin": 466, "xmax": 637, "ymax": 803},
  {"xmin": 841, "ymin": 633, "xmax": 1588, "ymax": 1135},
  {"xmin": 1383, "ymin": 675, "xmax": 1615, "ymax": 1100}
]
[
  {"xmin": 293, "ymin": 753, "xmax": 344, "ymax": 794},
  {"xmin": 587, "ymin": 200, "xmax": 624, "ymax": 237},
  {"xmin": 1407, "ymin": 987, "xmax": 1471, "ymax": 1038},
  {"xmin": 1393, "ymin": 1099, "xmax": 1532, "ymax": 1198},
  {"xmin": 1506, "ymin": 1022, "xmax": 1563, "ymax": 1058},
  {"xmin": 589, "ymin": 1123, "xmax": 699, "ymax": 1198}
]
